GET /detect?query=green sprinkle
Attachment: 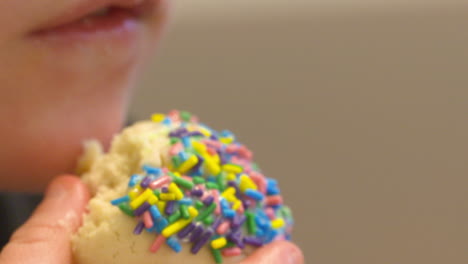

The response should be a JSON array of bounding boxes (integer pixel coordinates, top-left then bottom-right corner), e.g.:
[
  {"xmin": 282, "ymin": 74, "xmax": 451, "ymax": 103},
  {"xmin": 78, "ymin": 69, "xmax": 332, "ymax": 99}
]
[
  {"xmin": 193, "ymin": 177, "xmax": 205, "ymax": 184},
  {"xmin": 168, "ymin": 210, "xmax": 182, "ymax": 223},
  {"xmin": 216, "ymin": 174, "xmax": 227, "ymax": 191},
  {"xmin": 211, "ymin": 248, "xmax": 223, "ymax": 264},
  {"xmin": 206, "ymin": 182, "xmax": 220, "ymax": 190},
  {"xmin": 195, "ymin": 203, "xmax": 216, "ymax": 221},
  {"xmin": 153, "ymin": 189, "xmax": 161, "ymax": 197},
  {"xmin": 246, "ymin": 211, "xmax": 256, "ymax": 235},
  {"xmin": 203, "ymin": 215, "xmax": 215, "ymax": 225},
  {"xmin": 225, "ymin": 241, "xmax": 236, "ymax": 248},
  {"xmin": 180, "ymin": 205, "xmax": 190, "ymax": 219},
  {"xmin": 172, "ymin": 156, "xmax": 182, "ymax": 168},
  {"xmin": 195, "ymin": 200, "xmax": 204, "ymax": 210},
  {"xmin": 173, "ymin": 177, "xmax": 194, "ymax": 190},
  {"xmin": 170, "ymin": 137, "xmax": 180, "ymax": 145},
  {"xmin": 180, "ymin": 111, "xmax": 192, "ymax": 122},
  {"xmin": 118, "ymin": 204, "xmax": 134, "ymax": 217}
]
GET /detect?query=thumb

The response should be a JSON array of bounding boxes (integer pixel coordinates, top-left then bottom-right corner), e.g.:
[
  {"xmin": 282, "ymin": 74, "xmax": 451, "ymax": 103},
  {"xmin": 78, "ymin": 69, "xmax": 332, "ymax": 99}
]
[
  {"xmin": 0, "ymin": 175, "xmax": 89, "ymax": 264},
  {"xmin": 241, "ymin": 241, "xmax": 304, "ymax": 264}
]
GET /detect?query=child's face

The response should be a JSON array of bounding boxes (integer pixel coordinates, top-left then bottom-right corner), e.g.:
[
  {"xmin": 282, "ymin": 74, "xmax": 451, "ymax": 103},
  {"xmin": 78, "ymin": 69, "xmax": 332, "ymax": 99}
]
[{"xmin": 0, "ymin": 0, "xmax": 168, "ymax": 190}]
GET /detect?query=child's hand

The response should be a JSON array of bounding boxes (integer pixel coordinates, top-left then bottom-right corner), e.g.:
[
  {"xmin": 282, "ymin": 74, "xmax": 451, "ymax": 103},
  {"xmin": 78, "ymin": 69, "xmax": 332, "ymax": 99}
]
[{"xmin": 0, "ymin": 176, "xmax": 304, "ymax": 264}]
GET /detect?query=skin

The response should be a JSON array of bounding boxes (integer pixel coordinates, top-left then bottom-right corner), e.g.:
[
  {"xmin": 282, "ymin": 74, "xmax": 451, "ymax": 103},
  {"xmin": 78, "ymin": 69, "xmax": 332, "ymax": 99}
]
[{"xmin": 0, "ymin": 1, "xmax": 304, "ymax": 263}]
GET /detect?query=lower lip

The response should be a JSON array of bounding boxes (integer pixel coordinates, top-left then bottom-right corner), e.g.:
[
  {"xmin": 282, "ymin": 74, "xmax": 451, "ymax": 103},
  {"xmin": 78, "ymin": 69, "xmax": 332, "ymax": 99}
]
[{"xmin": 31, "ymin": 8, "xmax": 143, "ymax": 43}]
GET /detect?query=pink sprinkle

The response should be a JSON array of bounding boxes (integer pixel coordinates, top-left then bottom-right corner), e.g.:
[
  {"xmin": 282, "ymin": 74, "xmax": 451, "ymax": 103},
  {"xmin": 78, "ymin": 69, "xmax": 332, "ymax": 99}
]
[
  {"xmin": 237, "ymin": 203, "xmax": 244, "ymax": 214},
  {"xmin": 169, "ymin": 142, "xmax": 183, "ymax": 156},
  {"xmin": 162, "ymin": 168, "xmax": 169, "ymax": 173},
  {"xmin": 225, "ymin": 144, "xmax": 239, "ymax": 153},
  {"xmin": 207, "ymin": 147, "xmax": 217, "ymax": 156},
  {"xmin": 191, "ymin": 115, "xmax": 199, "ymax": 123},
  {"xmin": 265, "ymin": 195, "xmax": 283, "ymax": 206},
  {"xmin": 149, "ymin": 235, "xmax": 166, "ymax": 253},
  {"xmin": 222, "ymin": 247, "xmax": 242, "ymax": 257},
  {"xmin": 210, "ymin": 190, "xmax": 221, "ymax": 215},
  {"xmin": 265, "ymin": 208, "xmax": 276, "ymax": 220},
  {"xmin": 182, "ymin": 176, "xmax": 193, "ymax": 182},
  {"xmin": 143, "ymin": 211, "xmax": 154, "ymax": 228},
  {"xmin": 168, "ymin": 110, "xmax": 180, "ymax": 122},
  {"xmin": 216, "ymin": 221, "xmax": 230, "ymax": 235},
  {"xmin": 149, "ymin": 176, "xmax": 171, "ymax": 189},
  {"xmin": 238, "ymin": 146, "xmax": 253, "ymax": 160},
  {"xmin": 250, "ymin": 172, "xmax": 267, "ymax": 194},
  {"xmin": 201, "ymin": 191, "xmax": 210, "ymax": 200},
  {"xmin": 202, "ymin": 140, "xmax": 222, "ymax": 149}
]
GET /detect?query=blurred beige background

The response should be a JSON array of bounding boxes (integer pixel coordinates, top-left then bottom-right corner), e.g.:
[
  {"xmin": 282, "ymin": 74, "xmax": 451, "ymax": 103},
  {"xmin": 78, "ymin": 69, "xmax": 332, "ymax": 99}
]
[{"xmin": 129, "ymin": 1, "xmax": 467, "ymax": 263}]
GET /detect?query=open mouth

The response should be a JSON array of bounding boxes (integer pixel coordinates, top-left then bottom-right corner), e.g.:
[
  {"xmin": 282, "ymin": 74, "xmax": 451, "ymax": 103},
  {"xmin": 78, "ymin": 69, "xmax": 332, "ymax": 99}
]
[{"xmin": 32, "ymin": 0, "xmax": 152, "ymax": 38}]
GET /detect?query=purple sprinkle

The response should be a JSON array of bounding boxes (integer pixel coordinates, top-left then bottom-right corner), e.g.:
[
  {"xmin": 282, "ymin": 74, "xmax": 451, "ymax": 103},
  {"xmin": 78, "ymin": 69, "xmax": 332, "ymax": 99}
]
[
  {"xmin": 165, "ymin": 201, "xmax": 176, "ymax": 215},
  {"xmin": 133, "ymin": 221, "xmax": 145, "ymax": 235},
  {"xmin": 203, "ymin": 196, "xmax": 214, "ymax": 206},
  {"xmin": 191, "ymin": 229, "xmax": 214, "ymax": 254},
  {"xmin": 243, "ymin": 236, "xmax": 263, "ymax": 247},
  {"xmin": 188, "ymin": 131, "xmax": 204, "ymax": 137},
  {"xmin": 210, "ymin": 134, "xmax": 218, "ymax": 140},
  {"xmin": 211, "ymin": 217, "xmax": 223, "ymax": 230},
  {"xmin": 227, "ymin": 231, "xmax": 244, "ymax": 249},
  {"xmin": 231, "ymin": 214, "xmax": 246, "ymax": 229},
  {"xmin": 191, "ymin": 155, "xmax": 204, "ymax": 172},
  {"xmin": 169, "ymin": 128, "xmax": 188, "ymax": 138},
  {"xmin": 227, "ymin": 181, "xmax": 242, "ymax": 198},
  {"xmin": 161, "ymin": 187, "xmax": 169, "ymax": 193},
  {"xmin": 140, "ymin": 176, "xmax": 152, "ymax": 188},
  {"xmin": 177, "ymin": 222, "xmax": 196, "ymax": 239},
  {"xmin": 189, "ymin": 225, "xmax": 204, "ymax": 243},
  {"xmin": 134, "ymin": 202, "xmax": 151, "ymax": 216},
  {"xmin": 191, "ymin": 189, "xmax": 203, "ymax": 197},
  {"xmin": 242, "ymin": 199, "xmax": 252, "ymax": 209}
]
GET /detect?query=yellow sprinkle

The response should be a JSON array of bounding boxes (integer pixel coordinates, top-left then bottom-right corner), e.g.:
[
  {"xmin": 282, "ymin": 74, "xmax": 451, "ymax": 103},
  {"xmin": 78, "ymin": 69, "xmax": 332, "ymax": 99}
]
[
  {"xmin": 151, "ymin": 113, "xmax": 166, "ymax": 123},
  {"xmin": 232, "ymin": 200, "xmax": 242, "ymax": 210},
  {"xmin": 212, "ymin": 154, "xmax": 221, "ymax": 164},
  {"xmin": 271, "ymin": 218, "xmax": 285, "ymax": 229},
  {"xmin": 173, "ymin": 172, "xmax": 181, "ymax": 177},
  {"xmin": 225, "ymin": 194, "xmax": 237, "ymax": 203},
  {"xmin": 220, "ymin": 137, "xmax": 234, "ymax": 144},
  {"xmin": 198, "ymin": 127, "xmax": 212, "ymax": 137},
  {"xmin": 226, "ymin": 173, "xmax": 237, "ymax": 181},
  {"xmin": 222, "ymin": 164, "xmax": 243, "ymax": 174},
  {"xmin": 128, "ymin": 186, "xmax": 143, "ymax": 200},
  {"xmin": 178, "ymin": 155, "xmax": 198, "ymax": 174},
  {"xmin": 161, "ymin": 206, "xmax": 198, "ymax": 237},
  {"xmin": 221, "ymin": 187, "xmax": 236, "ymax": 199},
  {"xmin": 160, "ymin": 193, "xmax": 176, "ymax": 201},
  {"xmin": 192, "ymin": 141, "xmax": 207, "ymax": 154},
  {"xmin": 239, "ymin": 174, "xmax": 258, "ymax": 193},
  {"xmin": 157, "ymin": 201, "xmax": 166, "ymax": 213},
  {"xmin": 187, "ymin": 206, "xmax": 199, "ymax": 218},
  {"xmin": 168, "ymin": 182, "xmax": 184, "ymax": 200},
  {"xmin": 204, "ymin": 156, "xmax": 221, "ymax": 175},
  {"xmin": 148, "ymin": 194, "xmax": 159, "ymax": 205},
  {"xmin": 211, "ymin": 237, "xmax": 227, "ymax": 249},
  {"xmin": 130, "ymin": 188, "xmax": 153, "ymax": 209}
]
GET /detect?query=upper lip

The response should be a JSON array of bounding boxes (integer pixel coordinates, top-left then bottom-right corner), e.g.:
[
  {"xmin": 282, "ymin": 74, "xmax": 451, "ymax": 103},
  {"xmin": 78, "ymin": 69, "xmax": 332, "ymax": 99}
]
[{"xmin": 35, "ymin": 0, "xmax": 148, "ymax": 32}]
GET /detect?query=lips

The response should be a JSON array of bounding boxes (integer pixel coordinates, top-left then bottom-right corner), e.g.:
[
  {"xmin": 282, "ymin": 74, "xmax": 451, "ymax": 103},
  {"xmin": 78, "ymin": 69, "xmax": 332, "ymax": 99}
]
[{"xmin": 31, "ymin": 0, "xmax": 154, "ymax": 37}]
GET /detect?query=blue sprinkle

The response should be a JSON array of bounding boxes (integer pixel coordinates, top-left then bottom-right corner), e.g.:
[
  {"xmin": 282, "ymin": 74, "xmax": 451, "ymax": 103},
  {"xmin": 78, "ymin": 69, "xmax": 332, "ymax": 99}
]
[
  {"xmin": 110, "ymin": 195, "xmax": 129, "ymax": 205},
  {"xmin": 128, "ymin": 174, "xmax": 140, "ymax": 187},
  {"xmin": 162, "ymin": 117, "xmax": 172, "ymax": 126},
  {"xmin": 220, "ymin": 199, "xmax": 229, "ymax": 209},
  {"xmin": 207, "ymin": 176, "xmax": 217, "ymax": 182},
  {"xmin": 181, "ymin": 137, "xmax": 191, "ymax": 148},
  {"xmin": 223, "ymin": 209, "xmax": 235, "ymax": 218},
  {"xmin": 245, "ymin": 189, "xmax": 264, "ymax": 201},
  {"xmin": 146, "ymin": 225, "xmax": 159, "ymax": 233},
  {"xmin": 178, "ymin": 199, "xmax": 193, "ymax": 205},
  {"xmin": 149, "ymin": 205, "xmax": 162, "ymax": 220},
  {"xmin": 156, "ymin": 218, "xmax": 169, "ymax": 233},
  {"xmin": 265, "ymin": 229, "xmax": 279, "ymax": 243},
  {"xmin": 267, "ymin": 185, "xmax": 280, "ymax": 195},
  {"xmin": 166, "ymin": 237, "xmax": 182, "ymax": 253},
  {"xmin": 178, "ymin": 152, "xmax": 190, "ymax": 162},
  {"xmin": 142, "ymin": 165, "xmax": 162, "ymax": 176}
]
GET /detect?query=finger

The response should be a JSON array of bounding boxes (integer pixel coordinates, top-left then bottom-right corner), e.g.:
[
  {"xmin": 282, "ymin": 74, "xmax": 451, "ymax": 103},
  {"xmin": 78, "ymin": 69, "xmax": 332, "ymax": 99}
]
[
  {"xmin": 0, "ymin": 175, "xmax": 89, "ymax": 264},
  {"xmin": 241, "ymin": 241, "xmax": 304, "ymax": 264}
]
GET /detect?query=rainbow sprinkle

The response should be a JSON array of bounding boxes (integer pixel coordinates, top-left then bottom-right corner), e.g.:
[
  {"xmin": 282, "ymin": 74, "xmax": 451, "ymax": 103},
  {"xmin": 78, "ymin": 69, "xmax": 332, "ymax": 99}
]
[{"xmin": 111, "ymin": 110, "xmax": 293, "ymax": 263}]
